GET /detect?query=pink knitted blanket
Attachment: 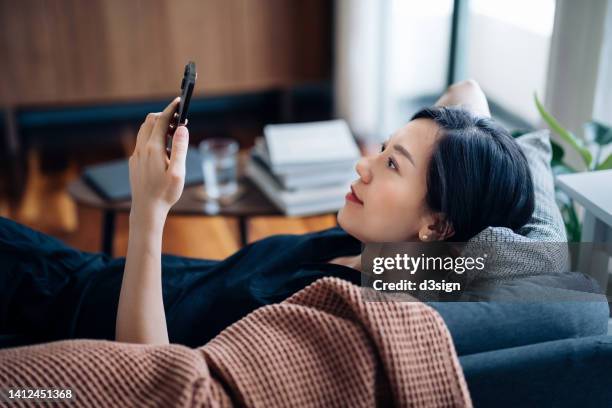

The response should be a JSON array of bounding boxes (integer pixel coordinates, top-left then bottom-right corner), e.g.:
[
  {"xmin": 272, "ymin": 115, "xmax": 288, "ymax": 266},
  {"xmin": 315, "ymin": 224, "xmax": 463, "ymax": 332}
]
[{"xmin": 0, "ymin": 278, "xmax": 471, "ymax": 407}]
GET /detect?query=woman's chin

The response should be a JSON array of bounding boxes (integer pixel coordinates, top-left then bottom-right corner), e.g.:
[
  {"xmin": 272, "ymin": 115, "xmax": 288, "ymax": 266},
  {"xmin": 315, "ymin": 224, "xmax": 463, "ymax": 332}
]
[
  {"xmin": 336, "ymin": 206, "xmax": 363, "ymax": 239},
  {"xmin": 336, "ymin": 206, "xmax": 347, "ymax": 228},
  {"xmin": 337, "ymin": 204, "xmax": 350, "ymax": 223}
]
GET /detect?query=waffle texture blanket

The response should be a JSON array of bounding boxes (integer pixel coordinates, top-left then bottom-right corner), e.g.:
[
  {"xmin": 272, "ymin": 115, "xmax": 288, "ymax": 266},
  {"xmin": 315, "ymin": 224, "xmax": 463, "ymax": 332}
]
[{"xmin": 0, "ymin": 278, "xmax": 471, "ymax": 407}]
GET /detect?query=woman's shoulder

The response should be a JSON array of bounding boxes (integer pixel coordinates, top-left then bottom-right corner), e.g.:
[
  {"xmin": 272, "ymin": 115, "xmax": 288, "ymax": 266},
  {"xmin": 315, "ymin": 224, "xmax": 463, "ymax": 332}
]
[
  {"xmin": 224, "ymin": 226, "xmax": 361, "ymax": 266},
  {"xmin": 254, "ymin": 226, "xmax": 357, "ymax": 246}
]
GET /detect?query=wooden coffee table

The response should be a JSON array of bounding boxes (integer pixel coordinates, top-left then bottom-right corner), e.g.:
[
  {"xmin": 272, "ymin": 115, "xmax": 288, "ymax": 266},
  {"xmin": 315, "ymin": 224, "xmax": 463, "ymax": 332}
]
[{"xmin": 68, "ymin": 177, "xmax": 282, "ymax": 256}]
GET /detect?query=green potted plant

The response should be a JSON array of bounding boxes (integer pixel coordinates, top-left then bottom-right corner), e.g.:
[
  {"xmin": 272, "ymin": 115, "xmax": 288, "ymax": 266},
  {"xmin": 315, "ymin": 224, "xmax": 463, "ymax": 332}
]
[{"xmin": 534, "ymin": 94, "xmax": 612, "ymax": 242}]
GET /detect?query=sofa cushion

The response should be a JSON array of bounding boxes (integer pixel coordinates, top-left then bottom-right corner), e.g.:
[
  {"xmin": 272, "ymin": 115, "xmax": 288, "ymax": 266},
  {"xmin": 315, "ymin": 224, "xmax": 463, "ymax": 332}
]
[
  {"xmin": 460, "ymin": 335, "xmax": 612, "ymax": 408},
  {"xmin": 430, "ymin": 271, "xmax": 609, "ymax": 355},
  {"xmin": 463, "ymin": 130, "xmax": 571, "ymax": 282}
]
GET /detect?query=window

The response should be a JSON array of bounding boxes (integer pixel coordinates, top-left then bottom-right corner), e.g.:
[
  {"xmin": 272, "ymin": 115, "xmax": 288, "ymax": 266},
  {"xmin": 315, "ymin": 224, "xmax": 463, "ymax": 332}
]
[
  {"xmin": 379, "ymin": 0, "xmax": 454, "ymax": 137},
  {"xmin": 464, "ymin": 0, "xmax": 557, "ymax": 127},
  {"xmin": 343, "ymin": 0, "xmax": 556, "ymax": 143}
]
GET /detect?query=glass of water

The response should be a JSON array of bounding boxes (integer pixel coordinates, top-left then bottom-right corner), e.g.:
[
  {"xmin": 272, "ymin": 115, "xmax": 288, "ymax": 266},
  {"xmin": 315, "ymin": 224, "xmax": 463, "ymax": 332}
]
[{"xmin": 199, "ymin": 138, "xmax": 239, "ymax": 202}]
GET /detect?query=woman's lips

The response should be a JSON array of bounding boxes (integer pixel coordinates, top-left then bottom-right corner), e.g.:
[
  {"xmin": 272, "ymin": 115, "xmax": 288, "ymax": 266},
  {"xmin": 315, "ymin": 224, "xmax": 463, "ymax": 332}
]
[{"xmin": 346, "ymin": 186, "xmax": 364, "ymax": 205}]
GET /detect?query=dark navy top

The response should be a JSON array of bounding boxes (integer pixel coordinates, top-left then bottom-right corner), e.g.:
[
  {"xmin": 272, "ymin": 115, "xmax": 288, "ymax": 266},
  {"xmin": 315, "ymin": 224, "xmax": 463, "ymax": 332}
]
[{"xmin": 0, "ymin": 217, "xmax": 362, "ymax": 347}]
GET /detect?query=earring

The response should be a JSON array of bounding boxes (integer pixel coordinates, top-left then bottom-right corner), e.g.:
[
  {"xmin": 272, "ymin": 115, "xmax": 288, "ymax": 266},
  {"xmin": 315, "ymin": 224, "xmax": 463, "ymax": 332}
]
[{"xmin": 421, "ymin": 234, "xmax": 428, "ymax": 241}]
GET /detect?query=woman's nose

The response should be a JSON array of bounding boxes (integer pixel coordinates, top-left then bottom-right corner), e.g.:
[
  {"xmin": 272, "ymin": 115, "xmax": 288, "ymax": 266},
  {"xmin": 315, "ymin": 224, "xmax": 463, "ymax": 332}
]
[{"xmin": 355, "ymin": 157, "xmax": 373, "ymax": 184}]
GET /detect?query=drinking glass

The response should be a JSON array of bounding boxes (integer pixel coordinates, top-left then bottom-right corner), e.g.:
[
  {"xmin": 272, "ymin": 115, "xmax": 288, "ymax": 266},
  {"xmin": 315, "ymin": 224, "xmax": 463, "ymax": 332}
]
[{"xmin": 199, "ymin": 138, "xmax": 239, "ymax": 201}]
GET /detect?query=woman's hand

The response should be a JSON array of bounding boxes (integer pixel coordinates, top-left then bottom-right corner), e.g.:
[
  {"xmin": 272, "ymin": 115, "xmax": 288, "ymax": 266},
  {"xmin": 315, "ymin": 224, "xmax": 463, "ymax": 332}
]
[
  {"xmin": 129, "ymin": 97, "xmax": 189, "ymax": 224},
  {"xmin": 435, "ymin": 79, "xmax": 491, "ymax": 118},
  {"xmin": 116, "ymin": 98, "xmax": 189, "ymax": 345}
]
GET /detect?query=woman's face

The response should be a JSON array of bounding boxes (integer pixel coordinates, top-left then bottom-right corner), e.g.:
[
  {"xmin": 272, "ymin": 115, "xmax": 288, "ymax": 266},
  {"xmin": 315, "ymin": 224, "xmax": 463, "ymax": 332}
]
[{"xmin": 337, "ymin": 118, "xmax": 441, "ymax": 242}]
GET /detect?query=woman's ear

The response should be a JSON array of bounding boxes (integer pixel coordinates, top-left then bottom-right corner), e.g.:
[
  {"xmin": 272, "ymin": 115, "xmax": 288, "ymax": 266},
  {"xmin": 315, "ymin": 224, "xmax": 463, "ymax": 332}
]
[{"xmin": 418, "ymin": 213, "xmax": 455, "ymax": 241}]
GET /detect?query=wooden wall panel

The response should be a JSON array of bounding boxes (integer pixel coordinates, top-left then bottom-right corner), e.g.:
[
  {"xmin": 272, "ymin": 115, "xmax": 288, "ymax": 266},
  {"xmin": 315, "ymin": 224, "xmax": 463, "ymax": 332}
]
[
  {"xmin": 0, "ymin": 0, "xmax": 331, "ymax": 106},
  {"xmin": 242, "ymin": 0, "xmax": 295, "ymax": 85},
  {"xmin": 241, "ymin": 0, "xmax": 332, "ymax": 85}
]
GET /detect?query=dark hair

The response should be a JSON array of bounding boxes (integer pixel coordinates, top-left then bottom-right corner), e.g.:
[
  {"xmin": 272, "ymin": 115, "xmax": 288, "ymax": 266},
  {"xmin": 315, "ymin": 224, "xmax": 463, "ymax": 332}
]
[{"xmin": 411, "ymin": 106, "xmax": 535, "ymax": 241}]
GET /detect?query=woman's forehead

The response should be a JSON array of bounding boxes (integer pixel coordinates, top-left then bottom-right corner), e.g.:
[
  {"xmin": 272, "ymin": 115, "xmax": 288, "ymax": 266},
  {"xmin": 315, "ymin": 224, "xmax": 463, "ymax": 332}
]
[{"xmin": 391, "ymin": 118, "xmax": 440, "ymax": 151}]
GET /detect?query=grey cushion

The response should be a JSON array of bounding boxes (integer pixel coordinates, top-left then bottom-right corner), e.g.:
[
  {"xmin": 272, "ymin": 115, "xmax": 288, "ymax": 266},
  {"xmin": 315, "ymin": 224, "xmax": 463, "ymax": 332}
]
[
  {"xmin": 470, "ymin": 129, "xmax": 567, "ymax": 243},
  {"xmin": 463, "ymin": 130, "xmax": 571, "ymax": 281},
  {"xmin": 515, "ymin": 131, "xmax": 567, "ymax": 241}
]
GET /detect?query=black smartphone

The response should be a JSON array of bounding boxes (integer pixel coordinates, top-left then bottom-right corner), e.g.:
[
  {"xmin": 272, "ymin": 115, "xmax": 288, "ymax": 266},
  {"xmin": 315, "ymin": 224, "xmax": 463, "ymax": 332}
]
[{"xmin": 167, "ymin": 61, "xmax": 197, "ymax": 154}]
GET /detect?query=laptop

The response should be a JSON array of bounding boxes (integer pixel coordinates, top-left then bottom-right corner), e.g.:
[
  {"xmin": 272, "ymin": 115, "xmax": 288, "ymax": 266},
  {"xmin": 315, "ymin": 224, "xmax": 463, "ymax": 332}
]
[{"xmin": 83, "ymin": 148, "xmax": 204, "ymax": 201}]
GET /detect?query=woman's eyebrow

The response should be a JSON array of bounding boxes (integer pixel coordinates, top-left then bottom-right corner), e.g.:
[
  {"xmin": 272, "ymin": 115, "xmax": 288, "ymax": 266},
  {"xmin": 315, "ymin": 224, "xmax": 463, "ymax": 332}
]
[{"xmin": 393, "ymin": 144, "xmax": 415, "ymax": 166}]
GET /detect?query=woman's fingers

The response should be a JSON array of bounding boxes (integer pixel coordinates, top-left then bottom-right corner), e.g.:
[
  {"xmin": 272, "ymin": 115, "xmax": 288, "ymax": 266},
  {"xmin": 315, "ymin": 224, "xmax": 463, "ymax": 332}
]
[
  {"xmin": 135, "ymin": 112, "xmax": 160, "ymax": 153},
  {"xmin": 149, "ymin": 97, "xmax": 181, "ymax": 148}
]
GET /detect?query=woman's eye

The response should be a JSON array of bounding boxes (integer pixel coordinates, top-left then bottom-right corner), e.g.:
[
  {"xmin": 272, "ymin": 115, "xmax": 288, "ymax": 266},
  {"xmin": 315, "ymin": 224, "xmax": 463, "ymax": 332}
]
[
  {"xmin": 380, "ymin": 142, "xmax": 387, "ymax": 153},
  {"xmin": 387, "ymin": 157, "xmax": 397, "ymax": 170}
]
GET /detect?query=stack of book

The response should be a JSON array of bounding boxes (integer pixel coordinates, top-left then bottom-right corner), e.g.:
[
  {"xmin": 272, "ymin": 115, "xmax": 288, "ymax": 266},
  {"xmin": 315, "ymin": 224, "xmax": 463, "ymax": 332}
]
[{"xmin": 246, "ymin": 119, "xmax": 361, "ymax": 216}]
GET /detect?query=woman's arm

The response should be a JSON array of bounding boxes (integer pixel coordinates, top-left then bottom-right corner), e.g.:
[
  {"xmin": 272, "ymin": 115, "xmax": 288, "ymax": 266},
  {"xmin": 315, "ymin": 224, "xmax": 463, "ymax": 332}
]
[
  {"xmin": 435, "ymin": 79, "xmax": 491, "ymax": 118},
  {"xmin": 115, "ymin": 98, "xmax": 189, "ymax": 344}
]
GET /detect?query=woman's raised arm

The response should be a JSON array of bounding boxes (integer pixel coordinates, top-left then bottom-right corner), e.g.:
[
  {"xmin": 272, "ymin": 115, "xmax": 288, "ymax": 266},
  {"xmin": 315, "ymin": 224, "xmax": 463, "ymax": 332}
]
[
  {"xmin": 115, "ymin": 97, "xmax": 189, "ymax": 344},
  {"xmin": 435, "ymin": 79, "xmax": 491, "ymax": 118}
]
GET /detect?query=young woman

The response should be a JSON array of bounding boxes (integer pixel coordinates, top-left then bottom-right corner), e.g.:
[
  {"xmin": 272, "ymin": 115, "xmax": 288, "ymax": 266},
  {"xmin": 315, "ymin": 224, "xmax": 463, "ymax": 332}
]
[{"xmin": 0, "ymin": 80, "xmax": 534, "ymax": 347}]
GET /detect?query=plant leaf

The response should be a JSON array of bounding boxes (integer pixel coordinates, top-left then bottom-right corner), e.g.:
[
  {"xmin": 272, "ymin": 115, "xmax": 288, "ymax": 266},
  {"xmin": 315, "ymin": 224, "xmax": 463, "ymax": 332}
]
[
  {"xmin": 534, "ymin": 93, "xmax": 592, "ymax": 168},
  {"xmin": 595, "ymin": 152, "xmax": 612, "ymax": 170},
  {"xmin": 555, "ymin": 191, "xmax": 581, "ymax": 242},
  {"xmin": 550, "ymin": 140, "xmax": 565, "ymax": 165},
  {"xmin": 563, "ymin": 203, "xmax": 581, "ymax": 242},
  {"xmin": 584, "ymin": 120, "xmax": 612, "ymax": 146}
]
